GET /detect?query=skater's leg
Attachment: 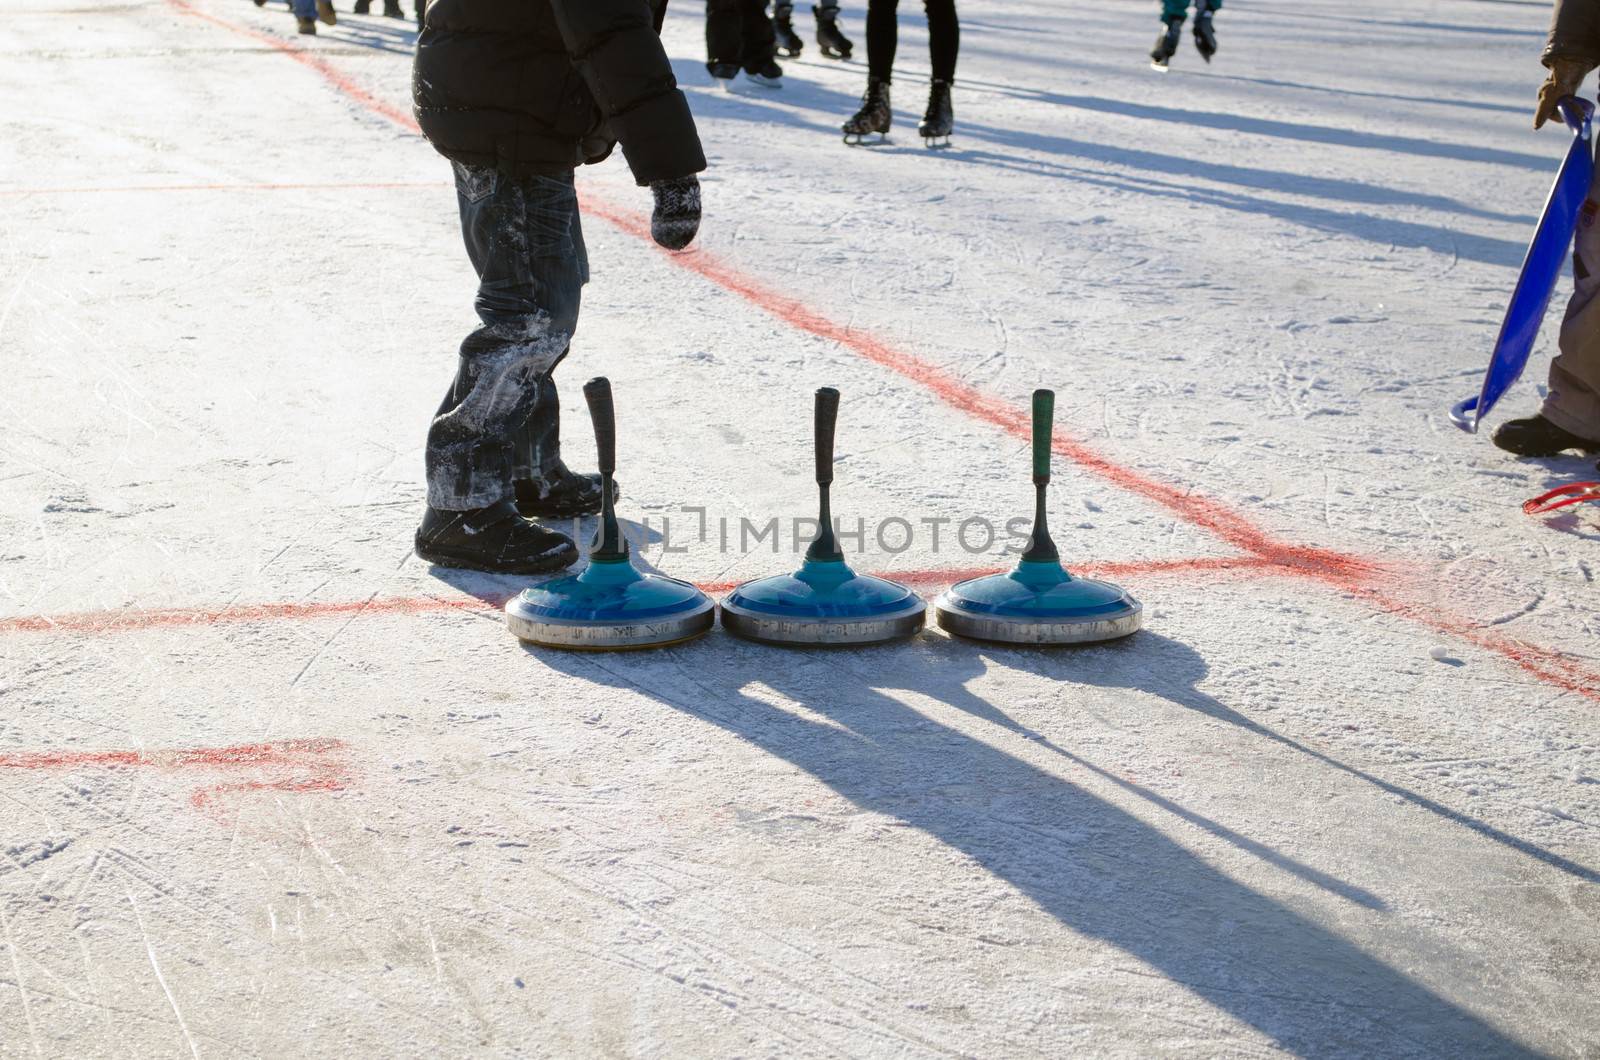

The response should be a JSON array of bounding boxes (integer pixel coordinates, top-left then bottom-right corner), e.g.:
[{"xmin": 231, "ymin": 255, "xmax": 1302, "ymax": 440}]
[
  {"xmin": 813, "ymin": 1, "xmax": 853, "ymax": 58},
  {"xmin": 705, "ymin": 0, "xmax": 746, "ymax": 74},
  {"xmin": 923, "ymin": 0, "xmax": 958, "ymax": 83},
  {"xmin": 1160, "ymin": 0, "xmax": 1188, "ymax": 21},
  {"xmin": 865, "ymin": 0, "xmax": 899, "ymax": 82},
  {"xmin": 1541, "ymin": 146, "xmax": 1600, "ymax": 441},
  {"xmin": 740, "ymin": 0, "xmax": 779, "ymax": 73},
  {"xmin": 426, "ymin": 164, "xmax": 584, "ymax": 512}
]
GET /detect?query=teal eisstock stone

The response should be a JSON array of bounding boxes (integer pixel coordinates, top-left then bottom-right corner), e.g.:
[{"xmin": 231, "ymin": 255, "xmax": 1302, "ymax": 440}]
[
  {"xmin": 720, "ymin": 388, "xmax": 925, "ymax": 646},
  {"xmin": 934, "ymin": 388, "xmax": 1142, "ymax": 645},
  {"xmin": 504, "ymin": 378, "xmax": 713, "ymax": 651}
]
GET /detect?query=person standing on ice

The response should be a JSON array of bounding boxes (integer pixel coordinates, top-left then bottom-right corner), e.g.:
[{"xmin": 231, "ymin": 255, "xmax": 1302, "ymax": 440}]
[
  {"xmin": 1150, "ymin": 0, "xmax": 1218, "ymax": 71},
  {"xmin": 771, "ymin": 2, "xmax": 854, "ymax": 61},
  {"xmin": 1492, "ymin": 0, "xmax": 1600, "ymax": 457},
  {"xmin": 410, "ymin": 0, "xmax": 706, "ymax": 574},
  {"xmin": 842, "ymin": 0, "xmax": 959, "ymax": 146}
]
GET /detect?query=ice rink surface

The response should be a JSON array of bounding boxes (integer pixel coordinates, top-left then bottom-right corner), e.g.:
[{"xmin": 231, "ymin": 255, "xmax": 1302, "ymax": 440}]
[{"xmin": 3, "ymin": 0, "xmax": 1600, "ymax": 1055}]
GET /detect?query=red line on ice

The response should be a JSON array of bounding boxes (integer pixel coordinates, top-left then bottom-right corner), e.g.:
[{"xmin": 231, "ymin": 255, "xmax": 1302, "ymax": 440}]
[{"xmin": 156, "ymin": 0, "xmax": 1600, "ymax": 704}]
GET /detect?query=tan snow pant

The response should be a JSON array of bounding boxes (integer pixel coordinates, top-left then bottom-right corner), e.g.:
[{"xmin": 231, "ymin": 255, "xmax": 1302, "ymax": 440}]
[{"xmin": 1541, "ymin": 137, "xmax": 1600, "ymax": 439}]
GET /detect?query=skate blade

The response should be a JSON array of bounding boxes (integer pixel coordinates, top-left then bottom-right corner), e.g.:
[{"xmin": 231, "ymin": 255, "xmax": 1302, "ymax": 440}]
[
  {"xmin": 842, "ymin": 132, "xmax": 888, "ymax": 146},
  {"xmin": 745, "ymin": 75, "xmax": 783, "ymax": 90},
  {"xmin": 922, "ymin": 135, "xmax": 952, "ymax": 149},
  {"xmin": 1149, "ymin": 61, "xmax": 1171, "ymax": 72},
  {"xmin": 820, "ymin": 47, "xmax": 852, "ymax": 60}
]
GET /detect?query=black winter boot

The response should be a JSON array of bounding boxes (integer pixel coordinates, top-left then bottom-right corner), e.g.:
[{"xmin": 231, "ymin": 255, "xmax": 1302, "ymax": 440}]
[
  {"xmin": 814, "ymin": 3, "xmax": 853, "ymax": 59},
  {"xmin": 1491, "ymin": 415, "xmax": 1600, "ymax": 456},
  {"xmin": 1151, "ymin": 16, "xmax": 1183, "ymax": 69},
  {"xmin": 843, "ymin": 77, "xmax": 891, "ymax": 143},
  {"xmin": 514, "ymin": 462, "xmax": 620, "ymax": 519},
  {"xmin": 415, "ymin": 500, "xmax": 578, "ymax": 574},
  {"xmin": 383, "ymin": 0, "xmax": 402, "ymax": 17},
  {"xmin": 919, "ymin": 79, "xmax": 953, "ymax": 145},
  {"xmin": 352, "ymin": 0, "xmax": 369, "ymax": 12},
  {"xmin": 296, "ymin": 16, "xmax": 316, "ymax": 33}
]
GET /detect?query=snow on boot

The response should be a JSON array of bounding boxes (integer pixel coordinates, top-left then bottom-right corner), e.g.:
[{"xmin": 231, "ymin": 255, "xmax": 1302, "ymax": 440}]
[
  {"xmin": 919, "ymin": 79, "xmax": 953, "ymax": 147},
  {"xmin": 843, "ymin": 77, "xmax": 890, "ymax": 144},
  {"xmin": 1150, "ymin": 16, "xmax": 1182, "ymax": 70},
  {"xmin": 746, "ymin": 59, "xmax": 784, "ymax": 89},
  {"xmin": 774, "ymin": 2, "xmax": 803, "ymax": 57},
  {"xmin": 515, "ymin": 464, "xmax": 620, "ymax": 520},
  {"xmin": 415, "ymin": 499, "xmax": 578, "ymax": 575},
  {"xmin": 1492, "ymin": 415, "xmax": 1600, "ymax": 456},
  {"xmin": 1194, "ymin": 1, "xmax": 1217, "ymax": 62},
  {"xmin": 815, "ymin": 3, "xmax": 853, "ymax": 59},
  {"xmin": 383, "ymin": 0, "xmax": 403, "ymax": 16}
]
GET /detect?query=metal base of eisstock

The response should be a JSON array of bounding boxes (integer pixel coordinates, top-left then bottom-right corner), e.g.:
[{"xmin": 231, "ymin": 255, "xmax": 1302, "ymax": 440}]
[
  {"xmin": 720, "ymin": 558, "xmax": 927, "ymax": 646},
  {"xmin": 505, "ymin": 558, "xmax": 715, "ymax": 651},
  {"xmin": 934, "ymin": 559, "xmax": 1143, "ymax": 645}
]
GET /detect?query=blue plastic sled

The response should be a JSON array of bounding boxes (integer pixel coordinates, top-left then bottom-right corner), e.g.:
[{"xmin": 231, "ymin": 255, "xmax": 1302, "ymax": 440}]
[{"xmin": 1452, "ymin": 97, "xmax": 1596, "ymax": 433}]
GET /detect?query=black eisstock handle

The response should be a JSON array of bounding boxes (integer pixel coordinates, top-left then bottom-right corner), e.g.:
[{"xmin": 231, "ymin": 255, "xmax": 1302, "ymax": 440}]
[
  {"xmin": 583, "ymin": 376, "xmax": 626, "ymax": 560},
  {"xmin": 1021, "ymin": 387, "xmax": 1060, "ymax": 564},
  {"xmin": 806, "ymin": 387, "xmax": 844, "ymax": 563}
]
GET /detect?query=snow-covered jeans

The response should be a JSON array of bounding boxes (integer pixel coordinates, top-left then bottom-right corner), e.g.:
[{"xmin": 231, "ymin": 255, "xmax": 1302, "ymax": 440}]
[
  {"xmin": 1542, "ymin": 137, "xmax": 1600, "ymax": 439},
  {"xmin": 425, "ymin": 163, "xmax": 588, "ymax": 511}
]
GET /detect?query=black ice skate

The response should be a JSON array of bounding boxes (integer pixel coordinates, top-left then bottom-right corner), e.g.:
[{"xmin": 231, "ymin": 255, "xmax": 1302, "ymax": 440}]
[
  {"xmin": 1491, "ymin": 415, "xmax": 1600, "ymax": 456},
  {"xmin": 843, "ymin": 78, "xmax": 890, "ymax": 144},
  {"xmin": 514, "ymin": 463, "xmax": 620, "ymax": 520},
  {"xmin": 353, "ymin": 0, "xmax": 369, "ymax": 11},
  {"xmin": 415, "ymin": 500, "xmax": 579, "ymax": 575},
  {"xmin": 1193, "ymin": 1, "xmax": 1217, "ymax": 62},
  {"xmin": 383, "ymin": 0, "xmax": 404, "ymax": 17},
  {"xmin": 774, "ymin": 2, "xmax": 803, "ymax": 57},
  {"xmin": 746, "ymin": 59, "xmax": 784, "ymax": 89},
  {"xmin": 1150, "ymin": 16, "xmax": 1182, "ymax": 71},
  {"xmin": 919, "ymin": 79, "xmax": 953, "ymax": 148},
  {"xmin": 815, "ymin": 3, "xmax": 854, "ymax": 59}
]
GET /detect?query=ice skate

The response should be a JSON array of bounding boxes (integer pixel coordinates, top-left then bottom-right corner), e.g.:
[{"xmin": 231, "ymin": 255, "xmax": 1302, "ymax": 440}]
[
  {"xmin": 383, "ymin": 0, "xmax": 403, "ymax": 17},
  {"xmin": 353, "ymin": 0, "xmax": 369, "ymax": 12},
  {"xmin": 774, "ymin": 3, "xmax": 803, "ymax": 57},
  {"xmin": 297, "ymin": 15, "xmax": 316, "ymax": 33},
  {"xmin": 919, "ymin": 79, "xmax": 953, "ymax": 148},
  {"xmin": 1150, "ymin": 16, "xmax": 1182, "ymax": 70},
  {"xmin": 814, "ymin": 3, "xmax": 853, "ymax": 59},
  {"xmin": 843, "ymin": 77, "xmax": 890, "ymax": 144},
  {"xmin": 1194, "ymin": 1, "xmax": 1217, "ymax": 62},
  {"xmin": 709, "ymin": 62, "xmax": 739, "ymax": 89},
  {"xmin": 745, "ymin": 59, "xmax": 784, "ymax": 89},
  {"xmin": 414, "ymin": 499, "xmax": 578, "ymax": 575}
]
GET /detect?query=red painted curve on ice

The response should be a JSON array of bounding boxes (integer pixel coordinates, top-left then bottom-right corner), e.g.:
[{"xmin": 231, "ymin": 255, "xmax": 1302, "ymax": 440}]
[{"xmin": 158, "ymin": 0, "xmax": 1600, "ymax": 704}]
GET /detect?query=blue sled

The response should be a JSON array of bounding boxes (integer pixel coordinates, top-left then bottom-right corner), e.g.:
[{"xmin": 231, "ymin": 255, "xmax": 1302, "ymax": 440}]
[{"xmin": 1452, "ymin": 97, "xmax": 1595, "ymax": 433}]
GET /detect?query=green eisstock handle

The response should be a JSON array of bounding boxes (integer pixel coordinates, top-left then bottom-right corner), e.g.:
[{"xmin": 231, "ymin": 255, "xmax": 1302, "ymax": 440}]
[
  {"xmin": 814, "ymin": 387, "xmax": 840, "ymax": 486},
  {"xmin": 583, "ymin": 377, "xmax": 617, "ymax": 477},
  {"xmin": 1032, "ymin": 388, "xmax": 1054, "ymax": 484}
]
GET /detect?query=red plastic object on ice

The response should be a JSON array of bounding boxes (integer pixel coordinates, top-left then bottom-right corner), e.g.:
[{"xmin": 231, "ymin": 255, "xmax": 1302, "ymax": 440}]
[{"xmin": 1522, "ymin": 482, "xmax": 1600, "ymax": 515}]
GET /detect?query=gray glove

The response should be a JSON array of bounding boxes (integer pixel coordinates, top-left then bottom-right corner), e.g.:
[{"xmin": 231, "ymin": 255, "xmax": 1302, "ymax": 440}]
[{"xmin": 650, "ymin": 176, "xmax": 701, "ymax": 251}]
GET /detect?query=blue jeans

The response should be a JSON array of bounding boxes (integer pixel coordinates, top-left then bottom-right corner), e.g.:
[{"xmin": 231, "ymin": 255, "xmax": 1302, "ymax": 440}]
[
  {"xmin": 291, "ymin": 0, "xmax": 316, "ymax": 18},
  {"xmin": 426, "ymin": 163, "xmax": 589, "ymax": 510}
]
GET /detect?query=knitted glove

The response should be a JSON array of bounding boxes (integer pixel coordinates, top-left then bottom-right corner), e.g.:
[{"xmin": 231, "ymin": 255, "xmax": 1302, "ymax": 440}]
[
  {"xmin": 650, "ymin": 176, "xmax": 701, "ymax": 251},
  {"xmin": 1536, "ymin": 58, "xmax": 1595, "ymax": 129}
]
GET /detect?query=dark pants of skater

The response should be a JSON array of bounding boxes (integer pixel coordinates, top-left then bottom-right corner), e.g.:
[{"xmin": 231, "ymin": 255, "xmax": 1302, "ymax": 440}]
[
  {"xmin": 866, "ymin": 0, "xmax": 958, "ymax": 82},
  {"xmin": 425, "ymin": 162, "xmax": 589, "ymax": 511},
  {"xmin": 705, "ymin": 0, "xmax": 777, "ymax": 73}
]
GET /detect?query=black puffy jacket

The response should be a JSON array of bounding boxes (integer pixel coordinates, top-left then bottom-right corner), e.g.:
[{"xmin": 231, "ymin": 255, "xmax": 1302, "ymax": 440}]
[
  {"xmin": 1546, "ymin": 0, "xmax": 1600, "ymax": 66},
  {"xmin": 413, "ymin": 0, "xmax": 705, "ymax": 185}
]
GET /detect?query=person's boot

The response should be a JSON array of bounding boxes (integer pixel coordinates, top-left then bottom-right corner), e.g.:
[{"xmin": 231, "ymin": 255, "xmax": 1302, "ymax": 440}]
[
  {"xmin": 296, "ymin": 15, "xmax": 317, "ymax": 33},
  {"xmin": 746, "ymin": 58, "xmax": 784, "ymax": 88},
  {"xmin": 315, "ymin": 0, "xmax": 335, "ymax": 24},
  {"xmin": 814, "ymin": 2, "xmax": 853, "ymax": 59},
  {"xmin": 352, "ymin": 0, "xmax": 369, "ymax": 12},
  {"xmin": 382, "ymin": 0, "xmax": 403, "ymax": 17},
  {"xmin": 415, "ymin": 499, "xmax": 579, "ymax": 574},
  {"xmin": 514, "ymin": 462, "xmax": 620, "ymax": 519},
  {"xmin": 843, "ymin": 77, "xmax": 891, "ymax": 143},
  {"xmin": 1193, "ymin": 0, "xmax": 1218, "ymax": 61},
  {"xmin": 1150, "ymin": 15, "xmax": 1183, "ymax": 69},
  {"xmin": 1491, "ymin": 414, "xmax": 1600, "ymax": 456},
  {"xmin": 918, "ymin": 79, "xmax": 953, "ymax": 146},
  {"xmin": 774, "ymin": 1, "xmax": 802, "ymax": 57}
]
